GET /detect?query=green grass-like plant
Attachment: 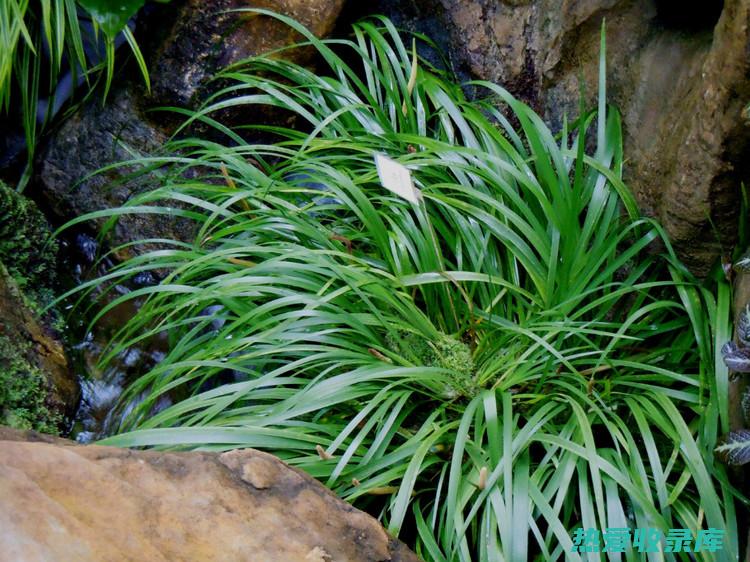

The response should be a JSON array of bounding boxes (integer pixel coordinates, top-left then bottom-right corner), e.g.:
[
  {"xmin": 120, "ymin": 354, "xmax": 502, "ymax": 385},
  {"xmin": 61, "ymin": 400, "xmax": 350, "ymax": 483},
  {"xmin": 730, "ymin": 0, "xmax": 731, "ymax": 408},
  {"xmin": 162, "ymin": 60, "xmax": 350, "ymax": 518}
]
[{"xmin": 68, "ymin": 13, "xmax": 737, "ymax": 561}]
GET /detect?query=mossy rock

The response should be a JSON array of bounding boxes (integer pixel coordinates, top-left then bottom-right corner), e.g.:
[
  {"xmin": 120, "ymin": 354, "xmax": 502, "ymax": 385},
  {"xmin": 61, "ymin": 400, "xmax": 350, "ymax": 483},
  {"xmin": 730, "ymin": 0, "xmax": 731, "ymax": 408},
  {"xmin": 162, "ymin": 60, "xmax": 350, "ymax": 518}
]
[
  {"xmin": 0, "ymin": 180, "xmax": 58, "ymax": 306},
  {"xmin": 0, "ymin": 335, "xmax": 62, "ymax": 434},
  {"xmin": 0, "ymin": 184, "xmax": 73, "ymax": 434},
  {"xmin": 0, "ymin": 263, "xmax": 77, "ymax": 433}
]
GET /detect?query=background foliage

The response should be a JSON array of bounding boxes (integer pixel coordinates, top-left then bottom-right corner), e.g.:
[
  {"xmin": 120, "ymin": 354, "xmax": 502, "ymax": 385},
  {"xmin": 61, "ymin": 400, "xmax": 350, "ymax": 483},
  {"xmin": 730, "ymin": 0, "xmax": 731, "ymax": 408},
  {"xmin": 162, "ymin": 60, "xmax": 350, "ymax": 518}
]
[{"xmin": 1, "ymin": 0, "xmax": 151, "ymax": 187}]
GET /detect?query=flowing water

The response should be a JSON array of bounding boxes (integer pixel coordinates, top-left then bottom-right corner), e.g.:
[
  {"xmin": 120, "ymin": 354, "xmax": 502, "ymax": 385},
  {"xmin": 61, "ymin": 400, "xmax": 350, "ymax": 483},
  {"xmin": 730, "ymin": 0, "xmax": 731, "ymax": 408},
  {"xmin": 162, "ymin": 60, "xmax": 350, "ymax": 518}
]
[{"xmin": 61, "ymin": 232, "xmax": 168, "ymax": 443}]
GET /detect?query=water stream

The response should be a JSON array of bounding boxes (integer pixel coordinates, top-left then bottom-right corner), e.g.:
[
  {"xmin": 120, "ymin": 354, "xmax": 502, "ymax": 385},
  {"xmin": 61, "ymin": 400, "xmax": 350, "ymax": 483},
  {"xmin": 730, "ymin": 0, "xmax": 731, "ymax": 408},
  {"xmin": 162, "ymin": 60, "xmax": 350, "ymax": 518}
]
[{"xmin": 61, "ymin": 232, "xmax": 168, "ymax": 443}]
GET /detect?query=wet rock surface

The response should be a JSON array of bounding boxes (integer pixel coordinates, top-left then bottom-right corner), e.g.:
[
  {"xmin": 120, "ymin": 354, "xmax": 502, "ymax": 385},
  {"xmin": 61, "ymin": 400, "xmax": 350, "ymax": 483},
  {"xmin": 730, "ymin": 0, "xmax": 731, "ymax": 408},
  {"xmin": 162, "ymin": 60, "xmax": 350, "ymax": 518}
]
[
  {"xmin": 36, "ymin": 86, "xmax": 181, "ymax": 260},
  {"xmin": 351, "ymin": 0, "xmax": 750, "ymax": 275},
  {"xmin": 0, "ymin": 427, "xmax": 420, "ymax": 562}
]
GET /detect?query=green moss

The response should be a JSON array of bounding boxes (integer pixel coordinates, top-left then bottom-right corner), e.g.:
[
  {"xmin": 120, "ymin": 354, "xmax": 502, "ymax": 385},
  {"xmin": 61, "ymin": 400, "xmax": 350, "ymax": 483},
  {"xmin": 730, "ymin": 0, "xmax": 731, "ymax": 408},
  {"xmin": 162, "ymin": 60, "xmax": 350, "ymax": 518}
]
[
  {"xmin": 387, "ymin": 331, "xmax": 476, "ymax": 398},
  {"xmin": 0, "ymin": 335, "xmax": 61, "ymax": 434},
  {"xmin": 0, "ymin": 180, "xmax": 58, "ymax": 307}
]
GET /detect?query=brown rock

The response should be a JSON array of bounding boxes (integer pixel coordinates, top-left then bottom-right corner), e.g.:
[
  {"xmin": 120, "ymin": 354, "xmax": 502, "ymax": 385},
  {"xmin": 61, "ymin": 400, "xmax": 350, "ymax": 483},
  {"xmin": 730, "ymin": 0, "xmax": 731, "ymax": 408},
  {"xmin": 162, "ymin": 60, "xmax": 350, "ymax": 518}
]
[
  {"xmin": 359, "ymin": 0, "xmax": 750, "ymax": 275},
  {"xmin": 0, "ymin": 427, "xmax": 420, "ymax": 562},
  {"xmin": 149, "ymin": 0, "xmax": 348, "ymax": 109}
]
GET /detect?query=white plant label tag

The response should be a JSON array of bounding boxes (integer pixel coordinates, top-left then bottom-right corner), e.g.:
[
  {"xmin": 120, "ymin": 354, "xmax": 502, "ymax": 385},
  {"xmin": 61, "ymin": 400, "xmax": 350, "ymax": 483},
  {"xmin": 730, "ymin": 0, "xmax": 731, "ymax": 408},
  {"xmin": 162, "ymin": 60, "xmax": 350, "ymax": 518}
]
[{"xmin": 374, "ymin": 154, "xmax": 422, "ymax": 204}]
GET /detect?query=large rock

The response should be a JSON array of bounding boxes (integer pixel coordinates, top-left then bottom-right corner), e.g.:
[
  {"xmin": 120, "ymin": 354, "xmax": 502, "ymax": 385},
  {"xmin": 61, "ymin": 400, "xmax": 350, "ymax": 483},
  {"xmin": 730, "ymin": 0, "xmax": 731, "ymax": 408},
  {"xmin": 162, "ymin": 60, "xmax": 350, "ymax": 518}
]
[
  {"xmin": 36, "ymin": 87, "xmax": 179, "ymax": 260},
  {"xmin": 349, "ymin": 0, "xmax": 750, "ymax": 274},
  {"xmin": 0, "ymin": 427, "xmax": 420, "ymax": 562}
]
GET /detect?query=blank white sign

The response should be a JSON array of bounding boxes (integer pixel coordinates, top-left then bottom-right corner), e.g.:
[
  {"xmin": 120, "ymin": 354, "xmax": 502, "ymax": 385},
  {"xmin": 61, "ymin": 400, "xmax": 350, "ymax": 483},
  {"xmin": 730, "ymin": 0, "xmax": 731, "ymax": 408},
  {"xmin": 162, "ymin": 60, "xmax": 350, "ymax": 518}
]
[{"xmin": 374, "ymin": 154, "xmax": 422, "ymax": 204}]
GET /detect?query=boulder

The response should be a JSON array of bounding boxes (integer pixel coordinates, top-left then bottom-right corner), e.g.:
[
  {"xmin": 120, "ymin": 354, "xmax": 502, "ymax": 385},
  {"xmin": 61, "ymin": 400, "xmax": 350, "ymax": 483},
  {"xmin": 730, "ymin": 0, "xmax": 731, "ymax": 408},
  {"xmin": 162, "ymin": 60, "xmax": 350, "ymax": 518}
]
[
  {"xmin": 350, "ymin": 0, "xmax": 750, "ymax": 275},
  {"xmin": 0, "ymin": 427, "xmax": 420, "ymax": 562},
  {"xmin": 35, "ymin": 86, "xmax": 179, "ymax": 260}
]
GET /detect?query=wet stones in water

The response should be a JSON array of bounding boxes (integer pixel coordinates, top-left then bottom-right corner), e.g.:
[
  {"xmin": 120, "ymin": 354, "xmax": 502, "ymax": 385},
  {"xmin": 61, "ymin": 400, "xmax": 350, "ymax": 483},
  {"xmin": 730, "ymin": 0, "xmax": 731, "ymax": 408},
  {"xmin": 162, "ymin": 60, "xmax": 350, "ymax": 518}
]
[
  {"xmin": 72, "ymin": 233, "xmax": 99, "ymax": 266},
  {"xmin": 72, "ymin": 338, "xmax": 169, "ymax": 443}
]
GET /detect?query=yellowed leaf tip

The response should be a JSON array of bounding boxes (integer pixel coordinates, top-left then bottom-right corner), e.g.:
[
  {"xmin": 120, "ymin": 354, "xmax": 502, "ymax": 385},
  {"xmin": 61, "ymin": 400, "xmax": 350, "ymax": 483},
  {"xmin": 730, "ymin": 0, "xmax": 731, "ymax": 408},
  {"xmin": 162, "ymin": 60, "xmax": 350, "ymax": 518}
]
[
  {"xmin": 316, "ymin": 444, "xmax": 334, "ymax": 460},
  {"xmin": 477, "ymin": 466, "xmax": 488, "ymax": 490},
  {"xmin": 401, "ymin": 39, "xmax": 419, "ymax": 117}
]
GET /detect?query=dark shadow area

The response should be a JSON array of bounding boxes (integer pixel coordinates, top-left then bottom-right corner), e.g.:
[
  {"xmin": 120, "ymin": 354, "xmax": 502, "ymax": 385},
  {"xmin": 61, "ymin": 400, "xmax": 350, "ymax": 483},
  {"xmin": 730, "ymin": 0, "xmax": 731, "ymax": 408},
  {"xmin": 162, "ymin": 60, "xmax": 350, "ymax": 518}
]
[
  {"xmin": 334, "ymin": 0, "xmax": 473, "ymax": 84},
  {"xmin": 655, "ymin": 0, "xmax": 723, "ymax": 31}
]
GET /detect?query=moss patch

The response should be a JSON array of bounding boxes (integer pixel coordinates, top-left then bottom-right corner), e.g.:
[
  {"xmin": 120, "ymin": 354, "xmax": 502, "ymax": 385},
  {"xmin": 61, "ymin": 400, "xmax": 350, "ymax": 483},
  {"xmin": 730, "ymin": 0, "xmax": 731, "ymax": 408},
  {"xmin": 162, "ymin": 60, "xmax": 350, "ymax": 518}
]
[
  {"xmin": 0, "ymin": 180, "xmax": 58, "ymax": 308},
  {"xmin": 387, "ymin": 331, "xmax": 476, "ymax": 398},
  {"xmin": 0, "ymin": 335, "xmax": 61, "ymax": 434}
]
